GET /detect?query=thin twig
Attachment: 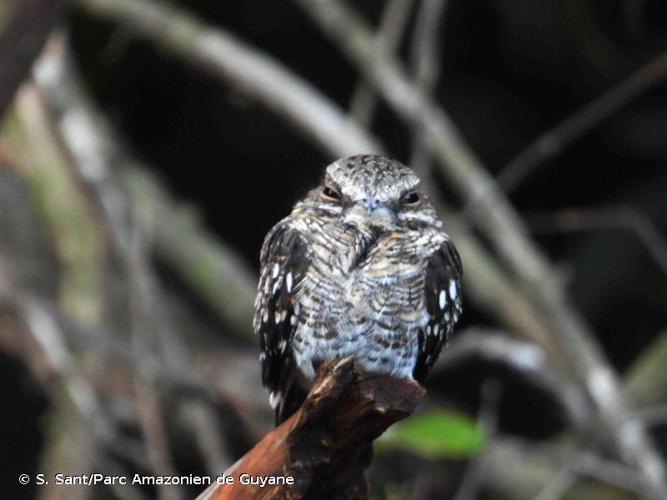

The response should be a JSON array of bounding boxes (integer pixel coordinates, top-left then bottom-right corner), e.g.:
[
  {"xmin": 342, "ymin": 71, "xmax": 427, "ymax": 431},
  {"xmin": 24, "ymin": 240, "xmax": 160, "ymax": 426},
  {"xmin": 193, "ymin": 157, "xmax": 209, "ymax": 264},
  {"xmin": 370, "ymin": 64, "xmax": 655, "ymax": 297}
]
[
  {"xmin": 525, "ymin": 206, "xmax": 667, "ymax": 279},
  {"xmin": 533, "ymin": 466, "xmax": 578, "ymax": 500},
  {"xmin": 437, "ymin": 329, "xmax": 590, "ymax": 427},
  {"xmin": 534, "ymin": 447, "xmax": 643, "ymax": 500},
  {"xmin": 179, "ymin": 403, "xmax": 232, "ymax": 475},
  {"xmin": 0, "ymin": 259, "xmax": 152, "ymax": 480},
  {"xmin": 35, "ymin": 39, "xmax": 184, "ymax": 496},
  {"xmin": 348, "ymin": 0, "xmax": 413, "ymax": 127},
  {"xmin": 624, "ymin": 328, "xmax": 667, "ymax": 408},
  {"xmin": 127, "ymin": 216, "xmax": 181, "ymax": 500},
  {"xmin": 33, "ymin": 32, "xmax": 258, "ymax": 343},
  {"xmin": 0, "ymin": 266, "xmax": 256, "ymax": 452},
  {"xmin": 484, "ymin": 437, "xmax": 640, "ymax": 499},
  {"xmin": 453, "ymin": 378, "xmax": 501, "ymax": 500},
  {"xmin": 77, "ymin": 0, "xmax": 383, "ymax": 157},
  {"xmin": 497, "ymin": 51, "xmax": 667, "ymax": 193},
  {"xmin": 409, "ymin": 0, "xmax": 448, "ymax": 176},
  {"xmin": 33, "ymin": 33, "xmax": 263, "ymax": 475}
]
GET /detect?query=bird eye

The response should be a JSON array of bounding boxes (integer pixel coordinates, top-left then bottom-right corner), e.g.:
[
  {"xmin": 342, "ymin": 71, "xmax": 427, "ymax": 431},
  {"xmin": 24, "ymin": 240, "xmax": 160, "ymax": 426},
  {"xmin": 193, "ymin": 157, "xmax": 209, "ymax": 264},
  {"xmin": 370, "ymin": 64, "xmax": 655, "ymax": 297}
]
[
  {"xmin": 401, "ymin": 191, "xmax": 420, "ymax": 205},
  {"xmin": 321, "ymin": 185, "xmax": 341, "ymax": 201}
]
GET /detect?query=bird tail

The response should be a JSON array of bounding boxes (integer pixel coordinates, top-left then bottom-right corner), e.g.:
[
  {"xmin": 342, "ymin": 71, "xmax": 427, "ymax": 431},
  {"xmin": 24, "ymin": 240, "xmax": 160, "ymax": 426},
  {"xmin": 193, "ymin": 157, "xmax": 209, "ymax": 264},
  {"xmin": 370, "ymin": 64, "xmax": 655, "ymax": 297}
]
[{"xmin": 274, "ymin": 376, "xmax": 308, "ymax": 426}]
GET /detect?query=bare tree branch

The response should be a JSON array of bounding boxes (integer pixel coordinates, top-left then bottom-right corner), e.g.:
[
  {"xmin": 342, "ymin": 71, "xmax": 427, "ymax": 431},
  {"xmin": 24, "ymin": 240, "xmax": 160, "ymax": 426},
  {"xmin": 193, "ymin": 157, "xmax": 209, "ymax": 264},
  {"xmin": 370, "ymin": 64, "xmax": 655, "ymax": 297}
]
[
  {"xmin": 453, "ymin": 379, "xmax": 501, "ymax": 500},
  {"xmin": 485, "ymin": 438, "xmax": 641, "ymax": 500},
  {"xmin": 497, "ymin": 51, "xmax": 667, "ymax": 193},
  {"xmin": 127, "ymin": 222, "xmax": 181, "ymax": 500},
  {"xmin": 409, "ymin": 0, "xmax": 449, "ymax": 175},
  {"xmin": 437, "ymin": 329, "xmax": 590, "ymax": 427},
  {"xmin": 525, "ymin": 206, "xmax": 667, "ymax": 279},
  {"xmin": 32, "ymin": 34, "xmax": 258, "ymax": 343},
  {"xmin": 31, "ymin": 36, "xmax": 254, "ymax": 497},
  {"xmin": 77, "ymin": 0, "xmax": 383, "ymax": 158},
  {"xmin": 348, "ymin": 0, "xmax": 413, "ymax": 127},
  {"xmin": 0, "ymin": 258, "xmax": 151, "ymax": 486},
  {"xmin": 624, "ymin": 328, "xmax": 667, "ymax": 408}
]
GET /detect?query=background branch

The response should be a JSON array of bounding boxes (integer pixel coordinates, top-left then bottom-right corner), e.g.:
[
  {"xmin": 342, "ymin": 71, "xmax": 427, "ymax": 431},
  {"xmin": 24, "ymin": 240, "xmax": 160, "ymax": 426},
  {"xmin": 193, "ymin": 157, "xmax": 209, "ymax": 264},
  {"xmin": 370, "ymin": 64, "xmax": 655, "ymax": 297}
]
[
  {"xmin": 0, "ymin": 0, "xmax": 67, "ymax": 119},
  {"xmin": 33, "ymin": 34, "xmax": 258, "ymax": 342},
  {"xmin": 77, "ymin": 0, "xmax": 383, "ymax": 158},
  {"xmin": 497, "ymin": 51, "xmax": 667, "ymax": 193},
  {"xmin": 525, "ymin": 206, "xmax": 667, "ymax": 278},
  {"xmin": 348, "ymin": 0, "xmax": 413, "ymax": 127}
]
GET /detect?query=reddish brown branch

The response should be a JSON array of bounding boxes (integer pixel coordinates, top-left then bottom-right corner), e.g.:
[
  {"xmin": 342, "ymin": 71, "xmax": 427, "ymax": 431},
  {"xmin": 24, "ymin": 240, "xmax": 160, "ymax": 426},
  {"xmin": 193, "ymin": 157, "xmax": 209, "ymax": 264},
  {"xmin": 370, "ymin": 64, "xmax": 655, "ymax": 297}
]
[{"xmin": 196, "ymin": 358, "xmax": 425, "ymax": 500}]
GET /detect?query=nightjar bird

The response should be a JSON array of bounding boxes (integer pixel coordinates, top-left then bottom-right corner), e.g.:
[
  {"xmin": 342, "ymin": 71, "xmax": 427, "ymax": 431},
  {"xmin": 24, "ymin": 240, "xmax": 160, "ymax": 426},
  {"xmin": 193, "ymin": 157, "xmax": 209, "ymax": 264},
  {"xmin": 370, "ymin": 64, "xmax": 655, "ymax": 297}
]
[{"xmin": 253, "ymin": 155, "xmax": 462, "ymax": 424}]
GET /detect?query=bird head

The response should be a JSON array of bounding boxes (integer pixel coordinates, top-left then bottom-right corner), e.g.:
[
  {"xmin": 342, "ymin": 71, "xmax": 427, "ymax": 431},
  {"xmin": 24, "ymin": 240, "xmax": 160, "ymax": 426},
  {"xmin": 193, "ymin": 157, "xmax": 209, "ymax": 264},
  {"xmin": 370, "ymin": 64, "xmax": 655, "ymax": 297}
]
[{"xmin": 297, "ymin": 155, "xmax": 441, "ymax": 233}]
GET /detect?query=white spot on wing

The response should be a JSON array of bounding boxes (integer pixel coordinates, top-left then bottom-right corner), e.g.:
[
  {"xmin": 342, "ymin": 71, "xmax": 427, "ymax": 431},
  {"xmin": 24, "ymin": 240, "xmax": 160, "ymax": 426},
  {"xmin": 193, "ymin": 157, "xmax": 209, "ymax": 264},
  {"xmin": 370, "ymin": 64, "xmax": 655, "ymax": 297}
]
[
  {"xmin": 449, "ymin": 280, "xmax": 457, "ymax": 299},
  {"xmin": 272, "ymin": 263, "xmax": 280, "ymax": 278},
  {"xmin": 438, "ymin": 290, "xmax": 447, "ymax": 309},
  {"xmin": 286, "ymin": 272, "xmax": 293, "ymax": 292},
  {"xmin": 269, "ymin": 391, "xmax": 281, "ymax": 409}
]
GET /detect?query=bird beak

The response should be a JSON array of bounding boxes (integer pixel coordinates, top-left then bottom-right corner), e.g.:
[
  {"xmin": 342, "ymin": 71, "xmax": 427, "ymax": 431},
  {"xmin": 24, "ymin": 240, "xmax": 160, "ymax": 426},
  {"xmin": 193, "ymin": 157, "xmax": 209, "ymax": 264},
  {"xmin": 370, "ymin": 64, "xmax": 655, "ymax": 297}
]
[{"xmin": 344, "ymin": 199, "xmax": 396, "ymax": 230}]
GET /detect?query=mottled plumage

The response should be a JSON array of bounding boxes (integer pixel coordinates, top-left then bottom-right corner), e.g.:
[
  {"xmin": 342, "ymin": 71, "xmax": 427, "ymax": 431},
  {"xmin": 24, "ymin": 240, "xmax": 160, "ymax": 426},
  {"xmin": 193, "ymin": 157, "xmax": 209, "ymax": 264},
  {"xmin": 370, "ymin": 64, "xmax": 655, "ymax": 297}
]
[{"xmin": 253, "ymin": 155, "xmax": 462, "ymax": 424}]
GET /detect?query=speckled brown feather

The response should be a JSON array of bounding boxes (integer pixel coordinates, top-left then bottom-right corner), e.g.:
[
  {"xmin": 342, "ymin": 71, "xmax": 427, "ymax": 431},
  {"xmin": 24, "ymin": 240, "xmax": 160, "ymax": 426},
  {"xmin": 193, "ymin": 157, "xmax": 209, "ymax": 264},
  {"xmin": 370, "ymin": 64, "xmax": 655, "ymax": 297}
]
[{"xmin": 254, "ymin": 155, "xmax": 462, "ymax": 424}]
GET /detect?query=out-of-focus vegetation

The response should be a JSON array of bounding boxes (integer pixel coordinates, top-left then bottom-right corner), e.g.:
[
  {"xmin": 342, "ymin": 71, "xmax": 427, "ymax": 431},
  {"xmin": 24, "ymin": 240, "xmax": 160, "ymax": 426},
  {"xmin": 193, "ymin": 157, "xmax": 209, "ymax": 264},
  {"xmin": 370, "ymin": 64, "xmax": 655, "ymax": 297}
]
[{"xmin": 377, "ymin": 409, "xmax": 486, "ymax": 459}]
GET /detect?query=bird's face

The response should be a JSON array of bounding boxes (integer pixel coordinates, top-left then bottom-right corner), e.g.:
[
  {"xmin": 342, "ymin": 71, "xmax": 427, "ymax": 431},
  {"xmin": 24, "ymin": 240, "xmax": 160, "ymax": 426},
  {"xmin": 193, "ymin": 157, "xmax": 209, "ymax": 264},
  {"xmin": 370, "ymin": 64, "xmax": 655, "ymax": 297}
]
[{"xmin": 296, "ymin": 155, "xmax": 442, "ymax": 233}]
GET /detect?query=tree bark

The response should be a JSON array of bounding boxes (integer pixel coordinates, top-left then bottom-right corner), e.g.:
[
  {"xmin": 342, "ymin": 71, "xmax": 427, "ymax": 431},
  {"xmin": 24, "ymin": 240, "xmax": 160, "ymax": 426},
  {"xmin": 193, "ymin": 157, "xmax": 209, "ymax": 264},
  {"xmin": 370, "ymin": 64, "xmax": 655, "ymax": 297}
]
[{"xmin": 196, "ymin": 358, "xmax": 425, "ymax": 500}]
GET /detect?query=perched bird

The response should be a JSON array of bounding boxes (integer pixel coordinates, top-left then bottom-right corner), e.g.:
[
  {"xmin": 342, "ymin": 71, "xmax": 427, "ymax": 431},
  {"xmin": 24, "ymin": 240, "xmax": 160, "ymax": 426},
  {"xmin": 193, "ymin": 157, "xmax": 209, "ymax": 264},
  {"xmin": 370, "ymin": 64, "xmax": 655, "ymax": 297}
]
[{"xmin": 254, "ymin": 155, "xmax": 462, "ymax": 424}]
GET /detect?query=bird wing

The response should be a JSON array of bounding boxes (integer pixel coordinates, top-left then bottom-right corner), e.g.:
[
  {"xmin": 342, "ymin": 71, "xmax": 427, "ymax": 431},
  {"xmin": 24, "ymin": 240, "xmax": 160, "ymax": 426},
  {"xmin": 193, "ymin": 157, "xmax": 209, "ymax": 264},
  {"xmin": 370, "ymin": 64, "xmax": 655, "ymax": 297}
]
[
  {"xmin": 414, "ymin": 236, "xmax": 463, "ymax": 383},
  {"xmin": 253, "ymin": 219, "xmax": 310, "ymax": 424}
]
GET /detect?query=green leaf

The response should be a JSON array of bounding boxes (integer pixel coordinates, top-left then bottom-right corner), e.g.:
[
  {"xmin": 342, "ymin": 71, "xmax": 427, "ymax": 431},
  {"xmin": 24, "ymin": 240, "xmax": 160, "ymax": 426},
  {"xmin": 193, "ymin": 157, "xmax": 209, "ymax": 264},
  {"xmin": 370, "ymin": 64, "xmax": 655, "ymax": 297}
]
[{"xmin": 376, "ymin": 409, "xmax": 485, "ymax": 459}]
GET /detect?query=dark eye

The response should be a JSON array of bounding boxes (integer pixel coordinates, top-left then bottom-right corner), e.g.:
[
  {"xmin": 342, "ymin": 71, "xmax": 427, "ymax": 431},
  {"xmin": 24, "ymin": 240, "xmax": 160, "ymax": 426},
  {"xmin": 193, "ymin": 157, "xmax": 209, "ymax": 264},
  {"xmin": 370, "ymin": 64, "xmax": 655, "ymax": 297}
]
[
  {"xmin": 321, "ymin": 185, "xmax": 341, "ymax": 201},
  {"xmin": 401, "ymin": 191, "xmax": 420, "ymax": 205}
]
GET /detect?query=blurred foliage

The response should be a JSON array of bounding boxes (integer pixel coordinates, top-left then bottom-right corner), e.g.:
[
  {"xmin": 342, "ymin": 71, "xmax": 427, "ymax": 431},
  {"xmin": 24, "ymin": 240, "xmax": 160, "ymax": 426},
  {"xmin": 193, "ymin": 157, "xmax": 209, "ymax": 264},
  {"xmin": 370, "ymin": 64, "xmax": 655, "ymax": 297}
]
[{"xmin": 376, "ymin": 409, "xmax": 485, "ymax": 459}]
